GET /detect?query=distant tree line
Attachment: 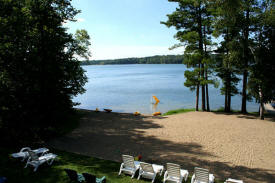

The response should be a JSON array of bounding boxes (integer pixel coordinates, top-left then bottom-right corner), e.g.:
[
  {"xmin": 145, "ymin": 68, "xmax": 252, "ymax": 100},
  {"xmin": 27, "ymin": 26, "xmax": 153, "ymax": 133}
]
[
  {"xmin": 80, "ymin": 55, "xmax": 185, "ymax": 65},
  {"xmin": 162, "ymin": 0, "xmax": 274, "ymax": 119}
]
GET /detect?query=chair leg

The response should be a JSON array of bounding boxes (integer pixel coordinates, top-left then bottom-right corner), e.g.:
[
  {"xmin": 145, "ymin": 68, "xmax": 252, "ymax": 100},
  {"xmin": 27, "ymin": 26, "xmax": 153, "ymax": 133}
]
[
  {"xmin": 47, "ymin": 158, "xmax": 55, "ymax": 165},
  {"xmin": 33, "ymin": 165, "xmax": 39, "ymax": 172},
  {"xmin": 152, "ymin": 174, "xmax": 156, "ymax": 183},
  {"xmin": 160, "ymin": 169, "xmax": 163, "ymax": 176},
  {"xmin": 118, "ymin": 163, "xmax": 123, "ymax": 175}
]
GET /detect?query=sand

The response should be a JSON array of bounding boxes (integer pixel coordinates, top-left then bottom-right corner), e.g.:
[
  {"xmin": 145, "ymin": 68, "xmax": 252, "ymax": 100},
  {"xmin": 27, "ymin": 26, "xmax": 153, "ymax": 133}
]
[{"xmin": 50, "ymin": 110, "xmax": 275, "ymax": 183}]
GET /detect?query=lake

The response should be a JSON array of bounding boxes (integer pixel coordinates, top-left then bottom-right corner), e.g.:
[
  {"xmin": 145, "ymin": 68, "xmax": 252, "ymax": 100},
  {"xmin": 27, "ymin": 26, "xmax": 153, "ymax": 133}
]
[{"xmin": 74, "ymin": 64, "xmax": 259, "ymax": 114}]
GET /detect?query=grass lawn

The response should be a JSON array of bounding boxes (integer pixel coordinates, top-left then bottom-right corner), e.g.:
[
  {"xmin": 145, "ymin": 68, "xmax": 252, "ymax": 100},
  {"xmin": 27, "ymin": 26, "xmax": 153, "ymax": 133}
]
[
  {"xmin": 162, "ymin": 108, "xmax": 196, "ymax": 116},
  {"xmin": 163, "ymin": 107, "xmax": 260, "ymax": 116},
  {"xmin": 0, "ymin": 147, "xmax": 224, "ymax": 183}
]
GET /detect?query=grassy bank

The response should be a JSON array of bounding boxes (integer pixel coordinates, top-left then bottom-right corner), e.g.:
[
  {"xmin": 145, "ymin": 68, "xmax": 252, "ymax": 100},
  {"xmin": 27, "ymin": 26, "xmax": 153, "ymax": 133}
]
[
  {"xmin": 162, "ymin": 107, "xmax": 260, "ymax": 116},
  {"xmin": 162, "ymin": 108, "xmax": 196, "ymax": 116}
]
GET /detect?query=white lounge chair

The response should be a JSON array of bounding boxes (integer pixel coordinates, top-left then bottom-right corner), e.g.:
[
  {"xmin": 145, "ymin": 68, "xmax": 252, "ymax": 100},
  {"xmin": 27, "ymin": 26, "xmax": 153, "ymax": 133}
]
[
  {"xmin": 24, "ymin": 150, "xmax": 57, "ymax": 172},
  {"xmin": 11, "ymin": 147, "xmax": 49, "ymax": 161},
  {"xmin": 138, "ymin": 162, "xmax": 164, "ymax": 183},
  {"xmin": 163, "ymin": 163, "xmax": 189, "ymax": 183},
  {"xmin": 191, "ymin": 167, "xmax": 215, "ymax": 183},
  {"xmin": 225, "ymin": 178, "xmax": 244, "ymax": 183},
  {"xmin": 118, "ymin": 155, "xmax": 140, "ymax": 178}
]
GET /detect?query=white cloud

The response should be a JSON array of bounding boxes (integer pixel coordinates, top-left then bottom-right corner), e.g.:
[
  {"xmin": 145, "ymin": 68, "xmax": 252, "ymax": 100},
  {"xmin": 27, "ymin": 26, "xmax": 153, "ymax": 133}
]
[
  {"xmin": 90, "ymin": 45, "xmax": 184, "ymax": 60},
  {"xmin": 76, "ymin": 18, "xmax": 85, "ymax": 23}
]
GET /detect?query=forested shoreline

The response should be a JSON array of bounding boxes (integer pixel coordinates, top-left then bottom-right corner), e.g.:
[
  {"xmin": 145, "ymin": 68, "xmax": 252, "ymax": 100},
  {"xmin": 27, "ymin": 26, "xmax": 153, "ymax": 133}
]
[
  {"xmin": 0, "ymin": 0, "xmax": 274, "ymax": 146},
  {"xmin": 80, "ymin": 55, "xmax": 184, "ymax": 65},
  {"xmin": 162, "ymin": 0, "xmax": 274, "ymax": 119}
]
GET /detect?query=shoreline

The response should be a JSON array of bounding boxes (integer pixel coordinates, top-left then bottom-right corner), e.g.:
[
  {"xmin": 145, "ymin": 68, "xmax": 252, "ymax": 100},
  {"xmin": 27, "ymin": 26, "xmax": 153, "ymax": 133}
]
[{"xmin": 75, "ymin": 107, "xmax": 260, "ymax": 116}]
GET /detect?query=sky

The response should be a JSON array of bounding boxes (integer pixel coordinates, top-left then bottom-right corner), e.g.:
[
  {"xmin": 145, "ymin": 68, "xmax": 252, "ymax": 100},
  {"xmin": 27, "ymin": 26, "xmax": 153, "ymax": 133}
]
[{"xmin": 64, "ymin": 0, "xmax": 183, "ymax": 60}]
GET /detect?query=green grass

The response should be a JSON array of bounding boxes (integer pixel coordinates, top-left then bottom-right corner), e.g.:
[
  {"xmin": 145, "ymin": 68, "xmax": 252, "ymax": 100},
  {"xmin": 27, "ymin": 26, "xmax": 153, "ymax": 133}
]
[
  {"xmin": 0, "ymin": 147, "xmax": 223, "ymax": 183},
  {"xmin": 0, "ymin": 148, "xmax": 150, "ymax": 183},
  {"xmin": 162, "ymin": 108, "xmax": 196, "ymax": 116},
  {"xmin": 212, "ymin": 107, "xmax": 258, "ymax": 114}
]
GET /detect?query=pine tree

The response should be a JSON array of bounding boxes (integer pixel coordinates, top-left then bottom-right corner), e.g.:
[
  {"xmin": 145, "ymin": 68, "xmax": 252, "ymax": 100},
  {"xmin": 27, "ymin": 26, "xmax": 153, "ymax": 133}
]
[
  {"xmin": 212, "ymin": 0, "xmax": 242, "ymax": 112},
  {"xmin": 248, "ymin": 0, "xmax": 275, "ymax": 119},
  {"xmin": 238, "ymin": 0, "xmax": 260, "ymax": 113},
  {"xmin": 161, "ymin": 0, "xmax": 214, "ymax": 111}
]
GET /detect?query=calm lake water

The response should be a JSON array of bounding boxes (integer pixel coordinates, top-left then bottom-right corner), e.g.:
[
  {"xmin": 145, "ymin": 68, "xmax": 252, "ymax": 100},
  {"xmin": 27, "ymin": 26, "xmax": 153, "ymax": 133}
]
[{"xmin": 74, "ymin": 64, "xmax": 259, "ymax": 114}]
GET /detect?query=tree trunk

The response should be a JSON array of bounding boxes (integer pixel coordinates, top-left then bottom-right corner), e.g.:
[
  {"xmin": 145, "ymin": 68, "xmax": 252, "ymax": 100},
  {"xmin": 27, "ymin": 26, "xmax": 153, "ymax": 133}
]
[
  {"xmin": 203, "ymin": 25, "xmax": 210, "ymax": 112},
  {"xmin": 260, "ymin": 103, "xmax": 265, "ymax": 120},
  {"xmin": 196, "ymin": 64, "xmax": 200, "ymax": 111},
  {"xmin": 241, "ymin": 5, "xmax": 250, "ymax": 114},
  {"xmin": 205, "ymin": 69, "xmax": 210, "ymax": 111},
  {"xmin": 196, "ymin": 84, "xmax": 200, "ymax": 111},
  {"xmin": 201, "ymin": 64, "xmax": 206, "ymax": 111},
  {"xmin": 259, "ymin": 87, "xmax": 264, "ymax": 120},
  {"xmin": 225, "ymin": 82, "xmax": 228, "ymax": 112},
  {"xmin": 228, "ymin": 74, "xmax": 231, "ymax": 112},
  {"xmin": 198, "ymin": 5, "xmax": 205, "ymax": 111},
  {"xmin": 241, "ymin": 70, "xmax": 248, "ymax": 113}
]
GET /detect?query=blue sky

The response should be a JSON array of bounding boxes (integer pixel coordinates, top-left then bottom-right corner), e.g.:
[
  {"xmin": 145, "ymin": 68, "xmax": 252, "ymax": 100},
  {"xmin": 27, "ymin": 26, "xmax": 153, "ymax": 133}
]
[{"xmin": 64, "ymin": 0, "xmax": 183, "ymax": 60}]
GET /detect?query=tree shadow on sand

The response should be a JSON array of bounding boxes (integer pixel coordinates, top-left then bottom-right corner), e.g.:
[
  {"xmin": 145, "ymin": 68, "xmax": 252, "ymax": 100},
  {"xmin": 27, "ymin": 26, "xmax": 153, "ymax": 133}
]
[
  {"xmin": 49, "ymin": 109, "xmax": 275, "ymax": 183},
  {"xmin": 212, "ymin": 111, "xmax": 275, "ymax": 122}
]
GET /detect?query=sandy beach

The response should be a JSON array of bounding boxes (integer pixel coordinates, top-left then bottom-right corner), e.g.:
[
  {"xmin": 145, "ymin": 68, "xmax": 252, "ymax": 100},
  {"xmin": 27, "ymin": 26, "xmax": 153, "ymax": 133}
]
[{"xmin": 50, "ymin": 110, "xmax": 275, "ymax": 183}]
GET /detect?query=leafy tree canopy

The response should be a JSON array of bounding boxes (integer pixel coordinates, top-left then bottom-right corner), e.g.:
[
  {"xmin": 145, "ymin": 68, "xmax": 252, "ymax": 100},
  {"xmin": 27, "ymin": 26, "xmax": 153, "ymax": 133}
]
[{"xmin": 0, "ymin": 0, "xmax": 90, "ymax": 144}]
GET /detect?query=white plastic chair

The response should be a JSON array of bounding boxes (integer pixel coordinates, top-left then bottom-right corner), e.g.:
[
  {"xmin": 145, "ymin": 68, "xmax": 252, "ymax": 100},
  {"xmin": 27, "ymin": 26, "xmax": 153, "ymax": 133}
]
[
  {"xmin": 11, "ymin": 147, "xmax": 49, "ymax": 161},
  {"xmin": 24, "ymin": 150, "xmax": 57, "ymax": 172},
  {"xmin": 225, "ymin": 178, "xmax": 244, "ymax": 183},
  {"xmin": 118, "ymin": 155, "xmax": 140, "ymax": 178},
  {"xmin": 138, "ymin": 162, "xmax": 164, "ymax": 183},
  {"xmin": 163, "ymin": 163, "xmax": 189, "ymax": 183},
  {"xmin": 191, "ymin": 167, "xmax": 215, "ymax": 183}
]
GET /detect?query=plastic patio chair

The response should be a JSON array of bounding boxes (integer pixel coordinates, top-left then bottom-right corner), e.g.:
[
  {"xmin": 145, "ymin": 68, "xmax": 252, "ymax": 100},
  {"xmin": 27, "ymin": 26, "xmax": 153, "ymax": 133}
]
[
  {"xmin": 191, "ymin": 167, "xmax": 215, "ymax": 183},
  {"xmin": 118, "ymin": 154, "xmax": 140, "ymax": 178},
  {"xmin": 24, "ymin": 150, "xmax": 57, "ymax": 172},
  {"xmin": 82, "ymin": 173, "xmax": 106, "ymax": 183},
  {"xmin": 138, "ymin": 162, "xmax": 164, "ymax": 183},
  {"xmin": 225, "ymin": 178, "xmax": 244, "ymax": 183},
  {"xmin": 11, "ymin": 147, "xmax": 49, "ymax": 161},
  {"xmin": 163, "ymin": 163, "xmax": 189, "ymax": 183},
  {"xmin": 64, "ymin": 169, "xmax": 85, "ymax": 182}
]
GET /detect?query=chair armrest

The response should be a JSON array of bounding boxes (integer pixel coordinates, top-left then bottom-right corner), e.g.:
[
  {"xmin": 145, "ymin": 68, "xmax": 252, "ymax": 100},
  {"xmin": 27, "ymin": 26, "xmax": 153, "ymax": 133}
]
[
  {"xmin": 20, "ymin": 147, "xmax": 31, "ymax": 152},
  {"xmin": 26, "ymin": 156, "xmax": 31, "ymax": 163},
  {"xmin": 163, "ymin": 171, "xmax": 168, "ymax": 179},
  {"xmin": 191, "ymin": 174, "xmax": 195, "ymax": 183}
]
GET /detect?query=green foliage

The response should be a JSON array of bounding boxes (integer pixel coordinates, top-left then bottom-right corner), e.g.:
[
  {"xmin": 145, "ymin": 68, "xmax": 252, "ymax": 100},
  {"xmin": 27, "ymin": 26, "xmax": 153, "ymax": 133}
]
[
  {"xmin": 184, "ymin": 69, "xmax": 200, "ymax": 91},
  {"xmin": 248, "ymin": 0, "xmax": 275, "ymax": 104},
  {"xmin": 81, "ymin": 55, "xmax": 184, "ymax": 65},
  {"xmin": 162, "ymin": 108, "xmax": 196, "ymax": 116},
  {"xmin": 74, "ymin": 29, "xmax": 91, "ymax": 60},
  {"xmin": 212, "ymin": 0, "xmax": 274, "ymax": 114},
  {"xmin": 0, "ymin": 0, "xmax": 89, "ymax": 144}
]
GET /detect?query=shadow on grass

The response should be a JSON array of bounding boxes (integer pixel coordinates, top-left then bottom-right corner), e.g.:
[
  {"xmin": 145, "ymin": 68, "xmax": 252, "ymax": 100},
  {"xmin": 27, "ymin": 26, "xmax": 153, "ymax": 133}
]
[
  {"xmin": 47, "ymin": 109, "xmax": 275, "ymax": 183},
  {"xmin": 2, "ymin": 146, "xmax": 275, "ymax": 183},
  {"xmin": 0, "ymin": 148, "xmax": 151, "ymax": 183}
]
